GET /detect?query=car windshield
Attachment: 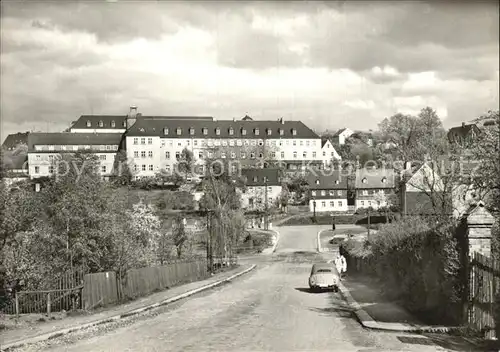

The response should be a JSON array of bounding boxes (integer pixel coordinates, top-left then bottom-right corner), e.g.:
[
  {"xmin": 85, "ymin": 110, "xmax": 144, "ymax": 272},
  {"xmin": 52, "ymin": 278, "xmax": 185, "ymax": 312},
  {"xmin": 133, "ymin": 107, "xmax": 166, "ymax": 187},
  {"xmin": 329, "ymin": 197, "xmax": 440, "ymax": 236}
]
[{"xmin": 315, "ymin": 269, "xmax": 331, "ymax": 273}]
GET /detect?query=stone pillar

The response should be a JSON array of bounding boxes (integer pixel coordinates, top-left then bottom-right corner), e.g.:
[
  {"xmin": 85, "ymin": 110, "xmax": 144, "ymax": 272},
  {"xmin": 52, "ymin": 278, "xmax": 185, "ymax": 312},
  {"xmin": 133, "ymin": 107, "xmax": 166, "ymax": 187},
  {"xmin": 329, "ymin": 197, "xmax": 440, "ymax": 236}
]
[{"xmin": 466, "ymin": 202, "xmax": 494, "ymax": 257}]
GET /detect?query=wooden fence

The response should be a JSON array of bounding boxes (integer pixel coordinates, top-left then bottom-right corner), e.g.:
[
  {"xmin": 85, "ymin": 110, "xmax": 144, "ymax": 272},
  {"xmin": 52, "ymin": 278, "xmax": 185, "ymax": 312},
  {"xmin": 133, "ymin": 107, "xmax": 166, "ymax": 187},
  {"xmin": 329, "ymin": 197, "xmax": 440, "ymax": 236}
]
[
  {"xmin": 82, "ymin": 260, "xmax": 209, "ymax": 310},
  {"xmin": 2, "ymin": 266, "xmax": 87, "ymax": 316},
  {"xmin": 468, "ymin": 251, "xmax": 500, "ymax": 339}
]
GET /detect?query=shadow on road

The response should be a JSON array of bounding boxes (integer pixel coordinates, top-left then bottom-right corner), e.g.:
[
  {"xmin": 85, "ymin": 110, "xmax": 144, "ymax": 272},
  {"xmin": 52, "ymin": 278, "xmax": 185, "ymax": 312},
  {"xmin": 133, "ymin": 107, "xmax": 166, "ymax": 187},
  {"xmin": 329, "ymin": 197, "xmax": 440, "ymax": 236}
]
[
  {"xmin": 295, "ymin": 287, "xmax": 336, "ymax": 294},
  {"xmin": 309, "ymin": 305, "xmax": 354, "ymax": 319}
]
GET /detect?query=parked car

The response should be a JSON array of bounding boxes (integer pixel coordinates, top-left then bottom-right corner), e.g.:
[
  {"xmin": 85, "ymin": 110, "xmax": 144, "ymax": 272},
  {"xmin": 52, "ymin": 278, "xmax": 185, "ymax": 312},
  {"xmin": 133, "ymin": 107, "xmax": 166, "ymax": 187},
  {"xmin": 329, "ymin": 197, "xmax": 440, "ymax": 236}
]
[{"xmin": 308, "ymin": 263, "xmax": 340, "ymax": 292}]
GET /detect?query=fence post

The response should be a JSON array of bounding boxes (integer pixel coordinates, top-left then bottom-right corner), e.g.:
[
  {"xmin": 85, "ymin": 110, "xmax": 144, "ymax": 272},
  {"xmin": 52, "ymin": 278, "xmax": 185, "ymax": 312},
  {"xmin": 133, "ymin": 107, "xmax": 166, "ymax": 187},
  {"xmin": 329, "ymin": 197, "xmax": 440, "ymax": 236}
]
[
  {"xmin": 15, "ymin": 293, "xmax": 19, "ymax": 319},
  {"xmin": 47, "ymin": 292, "xmax": 51, "ymax": 318}
]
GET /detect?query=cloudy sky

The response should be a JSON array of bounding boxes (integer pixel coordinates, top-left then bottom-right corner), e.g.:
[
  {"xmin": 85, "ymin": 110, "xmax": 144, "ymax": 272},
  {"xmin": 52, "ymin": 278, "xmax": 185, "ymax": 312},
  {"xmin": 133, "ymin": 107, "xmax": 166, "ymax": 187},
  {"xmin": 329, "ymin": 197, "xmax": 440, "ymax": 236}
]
[{"xmin": 1, "ymin": 1, "xmax": 499, "ymax": 141}]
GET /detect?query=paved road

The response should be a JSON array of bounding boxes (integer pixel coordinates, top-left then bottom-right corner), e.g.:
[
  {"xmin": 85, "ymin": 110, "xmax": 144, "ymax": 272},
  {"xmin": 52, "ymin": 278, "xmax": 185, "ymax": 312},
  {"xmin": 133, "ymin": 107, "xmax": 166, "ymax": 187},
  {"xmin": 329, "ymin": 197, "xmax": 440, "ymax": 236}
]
[{"xmin": 38, "ymin": 225, "xmax": 450, "ymax": 352}]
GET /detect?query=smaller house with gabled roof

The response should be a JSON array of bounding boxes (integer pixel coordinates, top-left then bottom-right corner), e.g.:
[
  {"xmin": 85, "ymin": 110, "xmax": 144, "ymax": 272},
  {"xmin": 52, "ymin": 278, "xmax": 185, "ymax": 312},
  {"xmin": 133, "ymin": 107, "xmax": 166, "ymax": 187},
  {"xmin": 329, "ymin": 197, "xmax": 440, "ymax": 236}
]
[
  {"xmin": 355, "ymin": 168, "xmax": 396, "ymax": 210},
  {"xmin": 321, "ymin": 138, "xmax": 341, "ymax": 167},
  {"xmin": 331, "ymin": 127, "xmax": 354, "ymax": 145},
  {"xmin": 240, "ymin": 168, "xmax": 282, "ymax": 210},
  {"xmin": 447, "ymin": 122, "xmax": 481, "ymax": 147},
  {"xmin": 307, "ymin": 171, "xmax": 349, "ymax": 212}
]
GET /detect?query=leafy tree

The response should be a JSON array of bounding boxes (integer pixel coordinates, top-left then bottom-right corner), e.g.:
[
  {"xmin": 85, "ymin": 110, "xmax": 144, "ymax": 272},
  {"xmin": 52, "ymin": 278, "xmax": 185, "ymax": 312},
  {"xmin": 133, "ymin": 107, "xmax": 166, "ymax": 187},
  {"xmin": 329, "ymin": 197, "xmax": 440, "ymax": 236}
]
[
  {"xmin": 172, "ymin": 215, "xmax": 188, "ymax": 258},
  {"xmin": 378, "ymin": 113, "xmax": 422, "ymax": 164},
  {"xmin": 176, "ymin": 147, "xmax": 195, "ymax": 179},
  {"xmin": 111, "ymin": 150, "xmax": 135, "ymax": 186}
]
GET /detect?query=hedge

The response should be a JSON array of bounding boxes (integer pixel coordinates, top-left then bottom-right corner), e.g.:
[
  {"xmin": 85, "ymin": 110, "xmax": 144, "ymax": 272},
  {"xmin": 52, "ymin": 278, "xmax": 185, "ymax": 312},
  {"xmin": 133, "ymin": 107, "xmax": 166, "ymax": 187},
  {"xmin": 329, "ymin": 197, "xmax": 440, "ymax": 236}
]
[
  {"xmin": 279, "ymin": 213, "xmax": 391, "ymax": 226},
  {"xmin": 345, "ymin": 217, "xmax": 464, "ymax": 325}
]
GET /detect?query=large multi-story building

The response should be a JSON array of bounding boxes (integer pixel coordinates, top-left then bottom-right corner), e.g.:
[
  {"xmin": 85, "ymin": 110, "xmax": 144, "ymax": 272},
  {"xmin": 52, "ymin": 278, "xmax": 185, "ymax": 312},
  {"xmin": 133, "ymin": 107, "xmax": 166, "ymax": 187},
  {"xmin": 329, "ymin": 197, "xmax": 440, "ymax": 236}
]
[
  {"xmin": 27, "ymin": 133, "xmax": 123, "ymax": 179},
  {"xmin": 124, "ymin": 113, "xmax": 331, "ymax": 179},
  {"xmin": 354, "ymin": 168, "xmax": 396, "ymax": 210},
  {"xmin": 240, "ymin": 168, "xmax": 282, "ymax": 210},
  {"xmin": 307, "ymin": 171, "xmax": 349, "ymax": 212}
]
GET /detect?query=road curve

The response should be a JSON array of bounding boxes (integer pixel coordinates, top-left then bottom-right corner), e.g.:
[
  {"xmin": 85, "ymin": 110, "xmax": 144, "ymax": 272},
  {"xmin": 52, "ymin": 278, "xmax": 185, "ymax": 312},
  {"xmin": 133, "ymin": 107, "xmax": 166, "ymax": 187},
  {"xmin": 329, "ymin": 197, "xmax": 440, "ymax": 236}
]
[{"xmin": 37, "ymin": 226, "xmax": 449, "ymax": 352}]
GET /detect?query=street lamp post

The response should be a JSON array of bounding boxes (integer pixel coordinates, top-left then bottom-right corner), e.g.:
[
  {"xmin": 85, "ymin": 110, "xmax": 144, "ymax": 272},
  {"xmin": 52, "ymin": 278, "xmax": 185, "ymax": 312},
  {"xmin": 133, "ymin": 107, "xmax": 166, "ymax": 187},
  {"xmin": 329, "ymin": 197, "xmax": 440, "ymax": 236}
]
[
  {"xmin": 313, "ymin": 200, "xmax": 317, "ymax": 219},
  {"xmin": 367, "ymin": 207, "xmax": 371, "ymax": 240}
]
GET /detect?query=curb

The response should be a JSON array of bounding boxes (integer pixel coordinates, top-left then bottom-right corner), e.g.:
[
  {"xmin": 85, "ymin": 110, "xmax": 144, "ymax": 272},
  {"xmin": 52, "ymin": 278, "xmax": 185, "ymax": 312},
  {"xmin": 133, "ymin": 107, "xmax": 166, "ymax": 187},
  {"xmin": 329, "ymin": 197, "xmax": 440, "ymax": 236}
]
[
  {"xmin": 1, "ymin": 265, "xmax": 257, "ymax": 351},
  {"xmin": 338, "ymin": 279, "xmax": 460, "ymax": 334}
]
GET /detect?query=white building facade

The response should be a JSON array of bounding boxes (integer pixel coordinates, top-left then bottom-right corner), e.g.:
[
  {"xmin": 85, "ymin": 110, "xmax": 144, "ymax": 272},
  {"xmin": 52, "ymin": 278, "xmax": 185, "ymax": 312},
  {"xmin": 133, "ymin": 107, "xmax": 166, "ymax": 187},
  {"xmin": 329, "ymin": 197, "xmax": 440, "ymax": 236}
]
[{"xmin": 27, "ymin": 133, "xmax": 122, "ymax": 179}]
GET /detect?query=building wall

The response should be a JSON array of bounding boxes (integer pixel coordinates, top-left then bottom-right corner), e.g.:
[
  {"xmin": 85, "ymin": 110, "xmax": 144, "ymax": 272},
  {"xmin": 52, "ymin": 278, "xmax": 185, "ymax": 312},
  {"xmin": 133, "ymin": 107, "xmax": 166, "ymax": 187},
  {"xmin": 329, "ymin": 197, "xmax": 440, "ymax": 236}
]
[
  {"xmin": 309, "ymin": 198, "xmax": 348, "ymax": 212},
  {"xmin": 321, "ymin": 140, "xmax": 341, "ymax": 165},
  {"xmin": 28, "ymin": 152, "xmax": 117, "ymax": 178},
  {"xmin": 241, "ymin": 185, "xmax": 282, "ymax": 209},
  {"xmin": 127, "ymin": 135, "xmax": 325, "ymax": 178},
  {"xmin": 126, "ymin": 136, "xmax": 162, "ymax": 178}
]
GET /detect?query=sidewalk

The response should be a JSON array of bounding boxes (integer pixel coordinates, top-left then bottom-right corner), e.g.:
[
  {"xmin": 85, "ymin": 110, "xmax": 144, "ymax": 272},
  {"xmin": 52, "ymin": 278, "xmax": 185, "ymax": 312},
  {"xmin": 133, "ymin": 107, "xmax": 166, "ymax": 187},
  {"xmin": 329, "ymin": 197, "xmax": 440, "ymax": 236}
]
[
  {"xmin": 340, "ymin": 274, "xmax": 500, "ymax": 351},
  {"xmin": 1, "ymin": 265, "xmax": 254, "ymax": 349}
]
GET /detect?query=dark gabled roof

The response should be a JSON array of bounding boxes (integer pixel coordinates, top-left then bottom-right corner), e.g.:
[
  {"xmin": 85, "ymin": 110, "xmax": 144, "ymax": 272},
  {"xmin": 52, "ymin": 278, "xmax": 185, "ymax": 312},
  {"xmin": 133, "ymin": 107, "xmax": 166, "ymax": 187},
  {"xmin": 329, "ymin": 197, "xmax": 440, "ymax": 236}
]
[
  {"xmin": 321, "ymin": 138, "xmax": 332, "ymax": 148},
  {"xmin": 28, "ymin": 133, "xmax": 124, "ymax": 152},
  {"xmin": 242, "ymin": 115, "xmax": 253, "ymax": 121},
  {"xmin": 447, "ymin": 123, "xmax": 481, "ymax": 141},
  {"xmin": 332, "ymin": 128, "xmax": 347, "ymax": 137},
  {"xmin": 241, "ymin": 168, "xmax": 281, "ymax": 186},
  {"xmin": 306, "ymin": 171, "xmax": 348, "ymax": 189},
  {"xmin": 2, "ymin": 132, "xmax": 29, "ymax": 150},
  {"xmin": 355, "ymin": 168, "xmax": 396, "ymax": 189},
  {"xmin": 70, "ymin": 115, "xmax": 215, "ymax": 130},
  {"xmin": 70, "ymin": 115, "xmax": 128, "ymax": 130},
  {"xmin": 124, "ymin": 119, "xmax": 320, "ymax": 139}
]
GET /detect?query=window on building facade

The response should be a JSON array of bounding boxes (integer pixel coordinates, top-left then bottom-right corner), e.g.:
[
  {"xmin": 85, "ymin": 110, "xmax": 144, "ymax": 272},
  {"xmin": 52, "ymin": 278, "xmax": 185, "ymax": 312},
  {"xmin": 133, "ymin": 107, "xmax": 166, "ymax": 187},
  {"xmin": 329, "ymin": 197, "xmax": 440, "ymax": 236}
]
[
  {"xmin": 215, "ymin": 128, "xmax": 221, "ymax": 135},
  {"xmin": 148, "ymin": 151, "xmax": 153, "ymax": 158},
  {"xmin": 36, "ymin": 155, "xmax": 41, "ymax": 160},
  {"xmin": 258, "ymin": 140, "xmax": 263, "ymax": 146},
  {"xmin": 330, "ymin": 201, "xmax": 334, "ymax": 207},
  {"xmin": 300, "ymin": 141, "xmax": 303, "ymax": 146},
  {"xmin": 315, "ymin": 179, "xmax": 320, "ymax": 185},
  {"xmin": 293, "ymin": 151, "xmax": 297, "ymax": 159},
  {"xmin": 271, "ymin": 152, "xmax": 276, "ymax": 158},
  {"xmin": 306, "ymin": 141, "xmax": 310, "ymax": 146},
  {"xmin": 141, "ymin": 151, "xmax": 146, "ymax": 158},
  {"xmin": 193, "ymin": 140, "xmax": 198, "ymax": 146},
  {"xmin": 221, "ymin": 152, "xmax": 226, "ymax": 158},
  {"xmin": 279, "ymin": 151, "xmax": 284, "ymax": 159},
  {"xmin": 149, "ymin": 165, "xmax": 154, "ymax": 171},
  {"xmin": 98, "ymin": 121, "xmax": 103, "ymax": 127},
  {"xmin": 101, "ymin": 166, "xmax": 107, "ymax": 173},
  {"xmin": 258, "ymin": 153, "xmax": 263, "ymax": 159},
  {"xmin": 141, "ymin": 138, "xmax": 145, "ymax": 145},
  {"xmin": 86, "ymin": 120, "xmax": 91, "ymax": 127},
  {"xmin": 321, "ymin": 201, "xmax": 326, "ymax": 207},
  {"xmin": 203, "ymin": 128, "xmax": 208, "ymax": 135},
  {"xmin": 163, "ymin": 128, "xmax": 169, "ymax": 135},
  {"xmin": 134, "ymin": 151, "xmax": 139, "ymax": 158},
  {"xmin": 253, "ymin": 176, "xmax": 258, "ymax": 182},
  {"xmin": 337, "ymin": 190, "xmax": 342, "ymax": 196},
  {"xmin": 100, "ymin": 155, "xmax": 106, "ymax": 161},
  {"xmin": 142, "ymin": 165, "xmax": 146, "ymax": 171},
  {"xmin": 331, "ymin": 152, "xmax": 334, "ymax": 157},
  {"xmin": 362, "ymin": 178, "xmax": 367, "ymax": 183},
  {"xmin": 241, "ymin": 128, "xmax": 247, "ymax": 136},
  {"xmin": 250, "ymin": 152, "xmax": 256, "ymax": 159},
  {"xmin": 176, "ymin": 152, "xmax": 180, "ymax": 159},
  {"xmin": 251, "ymin": 140, "xmax": 257, "ymax": 146},
  {"xmin": 311, "ymin": 190, "xmax": 316, "ymax": 196},
  {"xmin": 321, "ymin": 190, "xmax": 326, "ymax": 196},
  {"xmin": 368, "ymin": 201, "xmax": 372, "ymax": 206},
  {"xmin": 363, "ymin": 190, "xmax": 368, "ymax": 195},
  {"xmin": 229, "ymin": 127, "xmax": 234, "ymax": 135},
  {"xmin": 147, "ymin": 138, "xmax": 152, "ymax": 145},
  {"xmin": 241, "ymin": 152, "xmax": 246, "ymax": 159},
  {"xmin": 338, "ymin": 201, "xmax": 342, "ymax": 207},
  {"xmin": 293, "ymin": 140, "xmax": 296, "ymax": 146},
  {"xmin": 254, "ymin": 128, "xmax": 260, "ymax": 136},
  {"xmin": 231, "ymin": 152, "xmax": 236, "ymax": 159},
  {"xmin": 222, "ymin": 140, "xmax": 228, "ymax": 146},
  {"xmin": 189, "ymin": 128, "xmax": 195, "ymax": 135},
  {"xmin": 198, "ymin": 151, "xmax": 203, "ymax": 159},
  {"xmin": 329, "ymin": 190, "xmax": 335, "ymax": 196},
  {"xmin": 122, "ymin": 121, "xmax": 127, "ymax": 127},
  {"xmin": 279, "ymin": 129, "xmax": 284, "ymax": 136},
  {"xmin": 267, "ymin": 129, "xmax": 272, "ymax": 136},
  {"xmin": 106, "ymin": 145, "xmax": 111, "ymax": 150},
  {"xmin": 312, "ymin": 152, "xmax": 316, "ymax": 158},
  {"xmin": 34, "ymin": 166, "xmax": 40, "ymax": 174},
  {"xmin": 134, "ymin": 138, "xmax": 138, "ymax": 145},
  {"xmin": 303, "ymin": 152, "xmax": 307, "ymax": 158},
  {"xmin": 229, "ymin": 140, "xmax": 235, "ymax": 146},
  {"xmin": 165, "ymin": 151, "xmax": 170, "ymax": 159},
  {"xmin": 292, "ymin": 129, "xmax": 297, "ymax": 136},
  {"xmin": 361, "ymin": 201, "xmax": 365, "ymax": 206},
  {"xmin": 323, "ymin": 151, "xmax": 326, "ymax": 157},
  {"xmin": 231, "ymin": 165, "xmax": 237, "ymax": 173}
]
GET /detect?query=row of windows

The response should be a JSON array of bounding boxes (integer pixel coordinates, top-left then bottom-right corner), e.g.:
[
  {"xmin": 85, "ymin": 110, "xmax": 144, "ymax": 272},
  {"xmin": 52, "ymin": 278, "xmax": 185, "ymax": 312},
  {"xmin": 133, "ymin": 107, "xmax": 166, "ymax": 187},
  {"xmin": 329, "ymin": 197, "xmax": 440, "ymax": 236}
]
[
  {"xmin": 34, "ymin": 165, "xmax": 108, "ymax": 174},
  {"xmin": 133, "ymin": 151, "xmax": 154, "ymax": 158},
  {"xmin": 312, "ymin": 190, "xmax": 343, "ymax": 197},
  {"xmin": 162, "ymin": 150, "xmax": 318, "ymax": 160},
  {"xmin": 34, "ymin": 154, "xmax": 109, "ymax": 161},
  {"xmin": 134, "ymin": 137, "xmax": 319, "ymax": 148},
  {"xmin": 359, "ymin": 200, "xmax": 382, "ymax": 207},
  {"xmin": 316, "ymin": 200, "xmax": 344, "ymax": 208},
  {"xmin": 34, "ymin": 145, "xmax": 119, "ymax": 152},
  {"xmin": 133, "ymin": 164, "xmax": 155, "ymax": 172},
  {"xmin": 358, "ymin": 189, "xmax": 390, "ymax": 195},
  {"xmin": 161, "ymin": 127, "xmax": 298, "ymax": 137},
  {"xmin": 86, "ymin": 120, "xmax": 126, "ymax": 128}
]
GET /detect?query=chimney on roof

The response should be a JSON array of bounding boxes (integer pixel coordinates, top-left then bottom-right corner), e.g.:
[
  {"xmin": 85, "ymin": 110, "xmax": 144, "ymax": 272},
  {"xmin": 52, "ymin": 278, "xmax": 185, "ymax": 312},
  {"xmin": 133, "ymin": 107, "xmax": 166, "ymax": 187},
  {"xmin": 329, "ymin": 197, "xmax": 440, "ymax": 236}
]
[
  {"xmin": 126, "ymin": 106, "xmax": 138, "ymax": 129},
  {"xmin": 279, "ymin": 117, "xmax": 284, "ymax": 124},
  {"xmin": 462, "ymin": 122, "xmax": 466, "ymax": 128}
]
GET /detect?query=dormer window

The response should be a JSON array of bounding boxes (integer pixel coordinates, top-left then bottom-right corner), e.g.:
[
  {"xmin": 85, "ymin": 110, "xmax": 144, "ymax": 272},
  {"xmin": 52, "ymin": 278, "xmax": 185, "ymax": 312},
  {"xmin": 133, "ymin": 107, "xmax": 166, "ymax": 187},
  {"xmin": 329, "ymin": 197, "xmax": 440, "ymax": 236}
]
[
  {"xmin": 215, "ymin": 127, "xmax": 221, "ymax": 136},
  {"xmin": 279, "ymin": 128, "xmax": 284, "ymax": 136},
  {"xmin": 229, "ymin": 127, "xmax": 234, "ymax": 135},
  {"xmin": 176, "ymin": 128, "xmax": 182, "ymax": 135},
  {"xmin": 241, "ymin": 128, "xmax": 247, "ymax": 136},
  {"xmin": 382, "ymin": 177, "xmax": 387, "ymax": 183},
  {"xmin": 362, "ymin": 178, "xmax": 367, "ymax": 183},
  {"xmin": 335, "ymin": 180, "xmax": 340, "ymax": 184},
  {"xmin": 253, "ymin": 176, "xmax": 258, "ymax": 182},
  {"xmin": 111, "ymin": 120, "xmax": 116, "ymax": 128},
  {"xmin": 189, "ymin": 127, "xmax": 195, "ymax": 135},
  {"xmin": 202, "ymin": 128, "xmax": 208, "ymax": 135},
  {"xmin": 254, "ymin": 128, "xmax": 260, "ymax": 136},
  {"xmin": 266, "ymin": 129, "xmax": 272, "ymax": 136},
  {"xmin": 122, "ymin": 120, "xmax": 127, "ymax": 127},
  {"xmin": 315, "ymin": 179, "xmax": 320, "ymax": 185},
  {"xmin": 98, "ymin": 120, "xmax": 103, "ymax": 127},
  {"xmin": 86, "ymin": 120, "xmax": 91, "ymax": 127},
  {"xmin": 163, "ymin": 127, "xmax": 169, "ymax": 135},
  {"xmin": 291, "ymin": 128, "xmax": 297, "ymax": 136}
]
